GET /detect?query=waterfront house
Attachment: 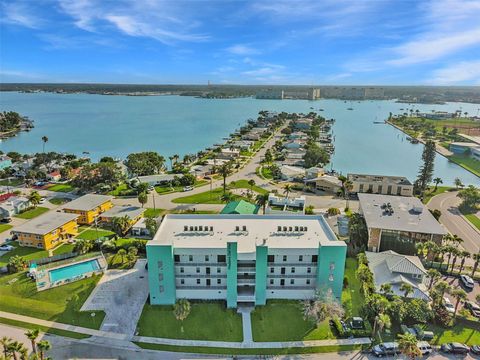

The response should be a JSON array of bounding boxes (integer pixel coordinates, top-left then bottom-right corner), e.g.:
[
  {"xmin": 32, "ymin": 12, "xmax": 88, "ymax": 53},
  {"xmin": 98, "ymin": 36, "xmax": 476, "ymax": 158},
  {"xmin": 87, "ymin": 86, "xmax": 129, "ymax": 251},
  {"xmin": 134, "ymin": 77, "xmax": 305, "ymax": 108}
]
[
  {"xmin": 279, "ymin": 165, "xmax": 305, "ymax": 181},
  {"xmin": 449, "ymin": 142, "xmax": 478, "ymax": 155},
  {"xmin": 278, "ymin": 158, "xmax": 305, "ymax": 167},
  {"xmin": 347, "ymin": 173, "xmax": 414, "ymax": 197},
  {"xmin": 284, "ymin": 148, "xmax": 306, "ymax": 160},
  {"xmin": 288, "ymin": 132, "xmax": 308, "ymax": 141},
  {"xmin": 217, "ymin": 148, "xmax": 240, "ymax": 160},
  {"xmin": 99, "ymin": 205, "xmax": 145, "ymax": 230},
  {"xmin": 0, "ymin": 155, "xmax": 12, "ymax": 170},
  {"xmin": 146, "ymin": 214, "xmax": 346, "ymax": 308},
  {"xmin": 0, "ymin": 196, "xmax": 30, "ymax": 219},
  {"xmin": 46, "ymin": 170, "xmax": 61, "ymax": 182},
  {"xmin": 189, "ymin": 164, "xmax": 214, "ymax": 178},
  {"xmin": 242, "ymin": 133, "xmax": 261, "ymax": 141},
  {"xmin": 136, "ymin": 174, "xmax": 183, "ymax": 186},
  {"xmin": 305, "ymin": 167, "xmax": 325, "ymax": 179},
  {"xmin": 304, "ymin": 174, "xmax": 342, "ymax": 193},
  {"xmin": 293, "ymin": 119, "xmax": 313, "ymax": 131},
  {"xmin": 230, "ymin": 140, "xmax": 254, "ymax": 151},
  {"xmin": 358, "ymin": 193, "xmax": 446, "ymax": 255},
  {"xmin": 62, "ymin": 194, "xmax": 113, "ymax": 224},
  {"xmin": 366, "ymin": 251, "xmax": 430, "ymax": 301},
  {"xmin": 265, "ymin": 194, "xmax": 305, "ymax": 214},
  {"xmin": 220, "ymin": 200, "xmax": 259, "ymax": 215},
  {"xmin": 284, "ymin": 140, "xmax": 305, "ymax": 150},
  {"xmin": 12, "ymin": 212, "xmax": 79, "ymax": 250}
]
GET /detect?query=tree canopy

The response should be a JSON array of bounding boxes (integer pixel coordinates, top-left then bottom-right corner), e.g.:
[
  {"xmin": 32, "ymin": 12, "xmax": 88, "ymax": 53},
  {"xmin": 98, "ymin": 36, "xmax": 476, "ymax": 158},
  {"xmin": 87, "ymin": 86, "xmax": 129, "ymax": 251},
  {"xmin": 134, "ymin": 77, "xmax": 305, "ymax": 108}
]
[{"xmin": 125, "ymin": 152, "xmax": 166, "ymax": 176}]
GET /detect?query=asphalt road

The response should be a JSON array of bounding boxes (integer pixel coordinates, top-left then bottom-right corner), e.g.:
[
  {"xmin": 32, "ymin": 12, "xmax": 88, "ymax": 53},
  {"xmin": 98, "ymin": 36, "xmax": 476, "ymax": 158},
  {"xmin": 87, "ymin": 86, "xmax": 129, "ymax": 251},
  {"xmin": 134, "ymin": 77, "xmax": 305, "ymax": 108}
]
[{"xmin": 428, "ymin": 190, "xmax": 480, "ymax": 255}]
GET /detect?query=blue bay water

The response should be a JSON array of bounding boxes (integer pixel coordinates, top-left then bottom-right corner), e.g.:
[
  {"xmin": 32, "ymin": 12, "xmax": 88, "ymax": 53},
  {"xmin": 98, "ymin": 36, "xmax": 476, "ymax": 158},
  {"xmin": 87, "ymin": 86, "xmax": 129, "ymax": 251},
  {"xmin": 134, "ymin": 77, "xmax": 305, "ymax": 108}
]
[{"xmin": 1, "ymin": 91, "xmax": 479, "ymax": 186}]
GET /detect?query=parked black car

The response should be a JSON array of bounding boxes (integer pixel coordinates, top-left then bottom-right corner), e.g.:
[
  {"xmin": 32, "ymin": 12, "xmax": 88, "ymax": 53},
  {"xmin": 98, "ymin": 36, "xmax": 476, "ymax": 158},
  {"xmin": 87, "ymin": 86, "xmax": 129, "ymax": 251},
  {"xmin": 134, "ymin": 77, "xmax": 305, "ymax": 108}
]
[{"xmin": 441, "ymin": 343, "xmax": 470, "ymax": 354}]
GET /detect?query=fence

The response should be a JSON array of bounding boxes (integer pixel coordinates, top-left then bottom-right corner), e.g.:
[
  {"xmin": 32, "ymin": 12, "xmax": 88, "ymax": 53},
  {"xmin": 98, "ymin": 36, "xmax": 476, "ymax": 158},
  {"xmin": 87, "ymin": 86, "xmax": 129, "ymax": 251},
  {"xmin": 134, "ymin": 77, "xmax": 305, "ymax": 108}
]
[
  {"xmin": 37, "ymin": 251, "xmax": 104, "ymax": 271},
  {"xmin": 29, "ymin": 251, "xmax": 79, "ymax": 266}
]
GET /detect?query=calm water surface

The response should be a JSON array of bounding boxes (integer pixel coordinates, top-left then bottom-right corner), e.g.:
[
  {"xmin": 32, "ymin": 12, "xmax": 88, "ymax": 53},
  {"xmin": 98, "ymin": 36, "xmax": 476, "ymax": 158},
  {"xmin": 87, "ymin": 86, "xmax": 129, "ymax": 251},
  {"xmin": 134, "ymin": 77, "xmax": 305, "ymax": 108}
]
[{"xmin": 1, "ymin": 92, "xmax": 479, "ymax": 186}]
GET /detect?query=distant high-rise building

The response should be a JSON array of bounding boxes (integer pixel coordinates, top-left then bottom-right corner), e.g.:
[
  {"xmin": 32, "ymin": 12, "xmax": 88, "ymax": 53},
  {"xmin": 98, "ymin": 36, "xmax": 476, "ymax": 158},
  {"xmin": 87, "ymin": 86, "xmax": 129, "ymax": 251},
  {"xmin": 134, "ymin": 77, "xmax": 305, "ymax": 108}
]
[{"xmin": 255, "ymin": 89, "xmax": 284, "ymax": 99}]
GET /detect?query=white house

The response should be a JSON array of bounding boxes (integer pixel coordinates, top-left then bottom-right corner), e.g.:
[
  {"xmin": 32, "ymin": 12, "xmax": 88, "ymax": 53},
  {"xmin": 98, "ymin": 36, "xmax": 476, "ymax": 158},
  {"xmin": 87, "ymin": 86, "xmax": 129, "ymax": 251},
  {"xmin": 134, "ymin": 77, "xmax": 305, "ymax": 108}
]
[
  {"xmin": 217, "ymin": 148, "xmax": 240, "ymax": 160},
  {"xmin": 304, "ymin": 175, "xmax": 342, "ymax": 193},
  {"xmin": 266, "ymin": 194, "xmax": 306, "ymax": 214},
  {"xmin": 284, "ymin": 140, "xmax": 305, "ymax": 150},
  {"xmin": 279, "ymin": 165, "xmax": 305, "ymax": 181},
  {"xmin": 0, "ymin": 196, "xmax": 30, "ymax": 219}
]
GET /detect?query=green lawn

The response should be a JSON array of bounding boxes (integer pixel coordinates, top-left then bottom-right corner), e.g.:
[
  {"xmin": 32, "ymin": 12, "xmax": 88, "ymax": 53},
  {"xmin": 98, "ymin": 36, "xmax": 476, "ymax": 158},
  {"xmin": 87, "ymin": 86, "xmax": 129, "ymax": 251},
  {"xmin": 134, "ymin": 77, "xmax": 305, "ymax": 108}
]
[
  {"xmin": 52, "ymin": 243, "xmax": 75, "ymax": 255},
  {"xmin": 76, "ymin": 228, "xmax": 115, "ymax": 240},
  {"xmin": 0, "ymin": 317, "xmax": 90, "ymax": 340},
  {"xmin": 423, "ymin": 186, "xmax": 453, "ymax": 204},
  {"xmin": 108, "ymin": 183, "xmax": 135, "ymax": 196},
  {"xmin": 461, "ymin": 210, "xmax": 480, "ymax": 231},
  {"xmin": 155, "ymin": 180, "xmax": 208, "ymax": 195},
  {"xmin": 115, "ymin": 237, "xmax": 147, "ymax": 250},
  {"xmin": 137, "ymin": 301, "xmax": 243, "ymax": 341},
  {"xmin": 0, "ymin": 242, "xmax": 49, "ymax": 267},
  {"xmin": 106, "ymin": 253, "xmax": 135, "ymax": 269},
  {"xmin": 136, "ymin": 342, "xmax": 363, "ymax": 355},
  {"xmin": 49, "ymin": 197, "xmax": 71, "ymax": 205},
  {"xmin": 260, "ymin": 167, "xmax": 273, "ymax": 180},
  {"xmin": 0, "ymin": 178, "xmax": 24, "ymax": 186},
  {"xmin": 0, "ymin": 224, "xmax": 12, "ymax": 233},
  {"xmin": 172, "ymin": 187, "xmax": 248, "ymax": 204},
  {"xmin": 448, "ymin": 155, "xmax": 480, "ymax": 177},
  {"xmin": 228, "ymin": 179, "xmax": 269, "ymax": 194},
  {"xmin": 144, "ymin": 208, "xmax": 164, "ymax": 218},
  {"xmin": 14, "ymin": 207, "xmax": 50, "ymax": 219},
  {"xmin": 342, "ymin": 258, "xmax": 364, "ymax": 318},
  {"xmin": 46, "ymin": 184, "xmax": 75, "ymax": 193},
  {"xmin": 431, "ymin": 322, "xmax": 480, "ymax": 345},
  {"xmin": 0, "ymin": 272, "xmax": 104, "ymax": 329}
]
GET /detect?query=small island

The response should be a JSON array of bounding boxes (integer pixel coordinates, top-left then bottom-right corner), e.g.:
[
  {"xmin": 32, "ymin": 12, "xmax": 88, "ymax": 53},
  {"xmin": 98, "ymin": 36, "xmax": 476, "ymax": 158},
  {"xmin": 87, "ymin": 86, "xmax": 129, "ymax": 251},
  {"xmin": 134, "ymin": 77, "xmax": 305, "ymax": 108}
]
[{"xmin": 0, "ymin": 111, "xmax": 34, "ymax": 139}]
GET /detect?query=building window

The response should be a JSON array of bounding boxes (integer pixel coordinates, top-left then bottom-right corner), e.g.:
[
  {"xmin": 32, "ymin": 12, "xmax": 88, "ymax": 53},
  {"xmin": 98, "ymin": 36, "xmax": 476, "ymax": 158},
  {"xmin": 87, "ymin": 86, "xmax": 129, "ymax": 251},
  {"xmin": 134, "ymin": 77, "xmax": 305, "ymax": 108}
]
[
  {"xmin": 299, "ymin": 255, "xmax": 303, "ymax": 262},
  {"xmin": 196, "ymin": 267, "xmax": 200, "ymax": 273},
  {"xmin": 180, "ymin": 279, "xmax": 185, "ymax": 285},
  {"xmin": 306, "ymin": 279, "xmax": 311, "ymax": 285},
  {"xmin": 180, "ymin": 267, "xmax": 184, "ymax": 273},
  {"xmin": 196, "ymin": 279, "xmax": 201, "ymax": 285},
  {"xmin": 159, "ymin": 285, "xmax": 164, "ymax": 293},
  {"xmin": 199, "ymin": 226, "xmax": 203, "ymax": 231},
  {"xmin": 270, "ymin": 279, "xmax": 274, "ymax": 285},
  {"xmin": 277, "ymin": 226, "xmax": 281, "ymax": 231},
  {"xmin": 329, "ymin": 274, "xmax": 334, "ymax": 282},
  {"xmin": 307, "ymin": 267, "xmax": 311, "ymax": 274},
  {"xmin": 268, "ymin": 255, "xmax": 275, "ymax": 263},
  {"xmin": 330, "ymin": 262, "xmax": 335, "ymax": 270},
  {"xmin": 270, "ymin": 267, "xmax": 274, "ymax": 273},
  {"xmin": 283, "ymin": 226, "xmax": 287, "ymax": 231},
  {"xmin": 157, "ymin": 261, "xmax": 163, "ymax": 268},
  {"xmin": 290, "ymin": 279, "xmax": 295, "ymax": 285},
  {"xmin": 283, "ymin": 255, "xmax": 287, "ymax": 262},
  {"xmin": 189, "ymin": 255, "xmax": 193, "ymax": 262},
  {"xmin": 174, "ymin": 255, "xmax": 180, "ymax": 262},
  {"xmin": 217, "ymin": 267, "xmax": 221, "ymax": 273},
  {"xmin": 291, "ymin": 267, "xmax": 295, "ymax": 273},
  {"xmin": 295, "ymin": 226, "xmax": 299, "ymax": 231},
  {"xmin": 205, "ymin": 255, "xmax": 209, "ymax": 262},
  {"xmin": 189, "ymin": 226, "xmax": 193, "ymax": 231},
  {"xmin": 242, "ymin": 225, "xmax": 247, "ymax": 231},
  {"xmin": 206, "ymin": 279, "xmax": 211, "ymax": 286},
  {"xmin": 235, "ymin": 226, "xmax": 240, "ymax": 231},
  {"xmin": 217, "ymin": 255, "xmax": 226, "ymax": 263},
  {"xmin": 312, "ymin": 255, "xmax": 318, "ymax": 263},
  {"xmin": 217, "ymin": 279, "xmax": 221, "ymax": 285}
]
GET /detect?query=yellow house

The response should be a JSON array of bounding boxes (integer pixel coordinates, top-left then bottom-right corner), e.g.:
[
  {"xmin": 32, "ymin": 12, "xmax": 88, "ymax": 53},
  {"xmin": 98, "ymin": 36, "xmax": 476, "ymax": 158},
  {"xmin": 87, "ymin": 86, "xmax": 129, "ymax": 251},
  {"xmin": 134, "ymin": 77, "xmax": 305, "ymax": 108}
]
[
  {"xmin": 12, "ymin": 212, "xmax": 79, "ymax": 250},
  {"xmin": 99, "ymin": 206, "xmax": 145, "ymax": 230},
  {"xmin": 62, "ymin": 194, "xmax": 114, "ymax": 224}
]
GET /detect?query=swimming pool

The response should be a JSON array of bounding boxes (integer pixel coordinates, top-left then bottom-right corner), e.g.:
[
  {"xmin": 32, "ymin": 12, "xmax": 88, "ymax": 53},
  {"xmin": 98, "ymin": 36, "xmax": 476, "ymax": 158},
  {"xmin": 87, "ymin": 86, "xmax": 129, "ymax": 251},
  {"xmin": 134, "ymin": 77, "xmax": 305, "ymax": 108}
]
[{"xmin": 49, "ymin": 259, "xmax": 100, "ymax": 283}]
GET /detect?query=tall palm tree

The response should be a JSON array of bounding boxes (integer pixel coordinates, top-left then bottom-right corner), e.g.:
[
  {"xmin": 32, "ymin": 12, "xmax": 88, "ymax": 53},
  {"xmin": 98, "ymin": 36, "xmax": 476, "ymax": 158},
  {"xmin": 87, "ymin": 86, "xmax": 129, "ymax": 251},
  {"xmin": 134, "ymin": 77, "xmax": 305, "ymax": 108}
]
[
  {"xmin": 379, "ymin": 283, "xmax": 393, "ymax": 297},
  {"xmin": 173, "ymin": 298, "xmax": 191, "ymax": 333},
  {"xmin": 283, "ymin": 184, "xmax": 292, "ymax": 199},
  {"xmin": 221, "ymin": 192, "xmax": 233, "ymax": 203},
  {"xmin": 37, "ymin": 340, "xmax": 51, "ymax": 360},
  {"xmin": 112, "ymin": 215, "xmax": 131, "ymax": 237},
  {"xmin": 399, "ymin": 283, "xmax": 413, "ymax": 298},
  {"xmin": 25, "ymin": 329, "xmax": 40, "ymax": 355},
  {"xmin": 138, "ymin": 191, "xmax": 148, "ymax": 208},
  {"xmin": 219, "ymin": 162, "xmax": 232, "ymax": 194},
  {"xmin": 28, "ymin": 190, "xmax": 42, "ymax": 208},
  {"xmin": 454, "ymin": 177, "xmax": 463, "ymax": 189},
  {"xmin": 433, "ymin": 281, "xmax": 451, "ymax": 307},
  {"xmin": 451, "ymin": 288, "xmax": 467, "ymax": 318},
  {"xmin": 1, "ymin": 337, "xmax": 12, "ymax": 359},
  {"xmin": 372, "ymin": 313, "xmax": 391, "ymax": 341},
  {"xmin": 168, "ymin": 156, "xmax": 174, "ymax": 169},
  {"xmin": 398, "ymin": 333, "xmax": 421, "ymax": 359},
  {"xmin": 41, "ymin": 136, "xmax": 48, "ymax": 153},
  {"xmin": 427, "ymin": 268, "xmax": 441, "ymax": 290},
  {"xmin": 449, "ymin": 247, "xmax": 461, "ymax": 274},
  {"xmin": 255, "ymin": 193, "xmax": 269, "ymax": 214},
  {"xmin": 8, "ymin": 341, "xmax": 25, "ymax": 360},
  {"xmin": 433, "ymin": 177, "xmax": 443, "ymax": 191},
  {"xmin": 471, "ymin": 253, "xmax": 480, "ymax": 277}
]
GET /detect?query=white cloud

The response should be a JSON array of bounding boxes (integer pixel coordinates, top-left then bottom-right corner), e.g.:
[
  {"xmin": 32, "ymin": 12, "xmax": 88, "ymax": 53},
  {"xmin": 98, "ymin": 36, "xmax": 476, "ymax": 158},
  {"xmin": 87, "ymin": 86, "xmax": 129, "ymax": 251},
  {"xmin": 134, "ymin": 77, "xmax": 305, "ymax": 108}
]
[
  {"xmin": 226, "ymin": 44, "xmax": 259, "ymax": 55},
  {"xmin": 1, "ymin": 1, "xmax": 43, "ymax": 28},
  {"xmin": 242, "ymin": 65, "xmax": 285, "ymax": 77},
  {"xmin": 429, "ymin": 61, "xmax": 480, "ymax": 84}
]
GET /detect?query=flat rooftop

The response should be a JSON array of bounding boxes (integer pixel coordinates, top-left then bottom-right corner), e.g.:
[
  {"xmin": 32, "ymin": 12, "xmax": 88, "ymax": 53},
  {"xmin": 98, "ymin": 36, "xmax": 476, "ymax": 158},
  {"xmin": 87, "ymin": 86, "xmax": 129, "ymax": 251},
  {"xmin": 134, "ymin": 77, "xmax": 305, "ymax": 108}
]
[
  {"xmin": 100, "ymin": 206, "xmax": 145, "ymax": 219},
  {"xmin": 149, "ymin": 214, "xmax": 345, "ymax": 253},
  {"xmin": 358, "ymin": 193, "xmax": 446, "ymax": 235},
  {"xmin": 348, "ymin": 173, "xmax": 412, "ymax": 186},
  {"xmin": 13, "ymin": 212, "xmax": 79, "ymax": 235},
  {"xmin": 62, "ymin": 194, "xmax": 113, "ymax": 211}
]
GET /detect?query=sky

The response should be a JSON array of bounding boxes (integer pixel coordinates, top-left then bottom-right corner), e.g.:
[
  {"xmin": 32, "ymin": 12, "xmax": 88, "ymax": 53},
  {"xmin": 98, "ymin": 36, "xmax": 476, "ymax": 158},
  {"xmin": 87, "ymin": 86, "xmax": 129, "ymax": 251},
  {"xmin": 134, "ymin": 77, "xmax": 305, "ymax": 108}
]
[{"xmin": 1, "ymin": 0, "xmax": 480, "ymax": 85}]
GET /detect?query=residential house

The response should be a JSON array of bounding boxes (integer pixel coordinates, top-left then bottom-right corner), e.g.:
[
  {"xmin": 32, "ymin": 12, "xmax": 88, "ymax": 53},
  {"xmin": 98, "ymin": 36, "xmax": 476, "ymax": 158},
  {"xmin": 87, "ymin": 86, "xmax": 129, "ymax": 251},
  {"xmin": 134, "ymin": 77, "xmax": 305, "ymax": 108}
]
[
  {"xmin": 347, "ymin": 173, "xmax": 414, "ymax": 197},
  {"xmin": 136, "ymin": 174, "xmax": 183, "ymax": 186},
  {"xmin": 293, "ymin": 119, "xmax": 312, "ymax": 131},
  {"xmin": 217, "ymin": 148, "xmax": 240, "ymax": 160},
  {"xmin": 279, "ymin": 165, "xmax": 305, "ymax": 182},
  {"xmin": 131, "ymin": 217, "xmax": 161, "ymax": 237},
  {"xmin": 288, "ymin": 132, "xmax": 308, "ymax": 141},
  {"xmin": 147, "ymin": 214, "xmax": 346, "ymax": 308},
  {"xmin": 99, "ymin": 206, "xmax": 145, "ymax": 230},
  {"xmin": 305, "ymin": 167, "xmax": 325, "ymax": 179},
  {"xmin": 366, "ymin": 251, "xmax": 430, "ymax": 301},
  {"xmin": 230, "ymin": 140, "xmax": 254, "ymax": 151},
  {"xmin": 62, "ymin": 194, "xmax": 113, "ymax": 224},
  {"xmin": 189, "ymin": 164, "xmax": 214, "ymax": 178},
  {"xmin": 12, "ymin": 212, "xmax": 79, "ymax": 250},
  {"xmin": 305, "ymin": 174, "xmax": 342, "ymax": 193},
  {"xmin": 0, "ymin": 196, "xmax": 30, "ymax": 219},
  {"xmin": 265, "ymin": 194, "xmax": 306, "ymax": 214},
  {"xmin": 358, "ymin": 193, "xmax": 447, "ymax": 255},
  {"xmin": 449, "ymin": 142, "xmax": 478, "ymax": 155},
  {"xmin": 46, "ymin": 170, "xmax": 61, "ymax": 182},
  {"xmin": 284, "ymin": 140, "xmax": 305, "ymax": 150}
]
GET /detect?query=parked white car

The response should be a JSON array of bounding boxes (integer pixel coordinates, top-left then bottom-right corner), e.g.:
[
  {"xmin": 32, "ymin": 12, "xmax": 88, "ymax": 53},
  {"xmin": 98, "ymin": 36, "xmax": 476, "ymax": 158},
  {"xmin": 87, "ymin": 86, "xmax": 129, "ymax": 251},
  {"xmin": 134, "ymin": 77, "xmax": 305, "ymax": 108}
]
[
  {"xmin": 183, "ymin": 186, "xmax": 194, "ymax": 192},
  {"xmin": 460, "ymin": 275, "xmax": 475, "ymax": 289},
  {"xmin": 0, "ymin": 245, "xmax": 14, "ymax": 251},
  {"xmin": 443, "ymin": 297, "xmax": 455, "ymax": 314},
  {"xmin": 417, "ymin": 341, "xmax": 433, "ymax": 356}
]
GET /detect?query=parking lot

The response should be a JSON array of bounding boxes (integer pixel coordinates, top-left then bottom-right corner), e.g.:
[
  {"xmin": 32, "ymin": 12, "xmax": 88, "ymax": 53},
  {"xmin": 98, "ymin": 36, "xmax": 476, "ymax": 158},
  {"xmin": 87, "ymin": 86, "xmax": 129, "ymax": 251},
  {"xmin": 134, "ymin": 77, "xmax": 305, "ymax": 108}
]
[{"xmin": 442, "ymin": 274, "xmax": 480, "ymax": 315}]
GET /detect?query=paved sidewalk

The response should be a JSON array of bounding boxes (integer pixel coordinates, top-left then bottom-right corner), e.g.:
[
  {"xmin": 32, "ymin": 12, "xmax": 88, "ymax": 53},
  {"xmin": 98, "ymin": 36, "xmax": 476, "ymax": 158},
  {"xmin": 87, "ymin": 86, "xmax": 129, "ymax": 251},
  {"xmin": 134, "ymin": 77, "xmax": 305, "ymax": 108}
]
[
  {"xmin": 0, "ymin": 310, "xmax": 371, "ymax": 349},
  {"xmin": 239, "ymin": 309, "xmax": 253, "ymax": 343}
]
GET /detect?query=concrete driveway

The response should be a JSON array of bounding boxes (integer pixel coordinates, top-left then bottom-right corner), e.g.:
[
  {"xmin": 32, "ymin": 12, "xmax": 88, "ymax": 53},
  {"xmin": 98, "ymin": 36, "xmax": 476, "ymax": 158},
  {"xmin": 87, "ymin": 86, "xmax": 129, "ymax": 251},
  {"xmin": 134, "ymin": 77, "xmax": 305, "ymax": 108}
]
[{"xmin": 81, "ymin": 258, "xmax": 149, "ymax": 338}]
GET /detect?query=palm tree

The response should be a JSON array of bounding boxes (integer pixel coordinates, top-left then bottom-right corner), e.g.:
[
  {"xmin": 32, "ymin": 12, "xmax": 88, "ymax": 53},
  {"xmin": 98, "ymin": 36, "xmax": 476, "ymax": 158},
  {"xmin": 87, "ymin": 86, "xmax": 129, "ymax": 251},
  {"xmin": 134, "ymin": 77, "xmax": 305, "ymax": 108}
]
[
  {"xmin": 25, "ymin": 329, "xmax": 40, "ymax": 355},
  {"xmin": 427, "ymin": 268, "xmax": 441, "ymax": 290},
  {"xmin": 173, "ymin": 298, "xmax": 191, "ymax": 333},
  {"xmin": 399, "ymin": 283, "xmax": 413, "ymax": 298},
  {"xmin": 248, "ymin": 179, "xmax": 256, "ymax": 193},
  {"xmin": 454, "ymin": 177, "xmax": 464, "ymax": 189},
  {"xmin": 37, "ymin": 340, "xmax": 51, "ymax": 360},
  {"xmin": 398, "ymin": 333, "xmax": 421, "ymax": 359},
  {"xmin": 433, "ymin": 177, "xmax": 443, "ymax": 191},
  {"xmin": 433, "ymin": 281, "xmax": 451, "ymax": 307},
  {"xmin": 449, "ymin": 247, "xmax": 460, "ymax": 274},
  {"xmin": 471, "ymin": 253, "xmax": 480, "ymax": 277},
  {"xmin": 28, "ymin": 190, "xmax": 41, "ymax": 208},
  {"xmin": 41, "ymin": 136, "xmax": 48, "ymax": 153},
  {"xmin": 8, "ymin": 341, "xmax": 25, "ymax": 360},
  {"xmin": 1, "ymin": 337, "xmax": 11, "ymax": 359},
  {"xmin": 111, "ymin": 215, "xmax": 131, "ymax": 237},
  {"xmin": 458, "ymin": 250, "xmax": 471, "ymax": 274},
  {"xmin": 255, "ymin": 193, "xmax": 269, "ymax": 214},
  {"xmin": 138, "ymin": 191, "xmax": 148, "ymax": 208},
  {"xmin": 379, "ymin": 283, "xmax": 393, "ymax": 297},
  {"xmin": 168, "ymin": 156, "xmax": 174, "ymax": 169},
  {"xmin": 219, "ymin": 162, "xmax": 232, "ymax": 194},
  {"xmin": 451, "ymin": 288, "xmax": 467, "ymax": 318},
  {"xmin": 372, "ymin": 313, "xmax": 391, "ymax": 341},
  {"xmin": 117, "ymin": 248, "xmax": 127, "ymax": 263},
  {"xmin": 283, "ymin": 184, "xmax": 292, "ymax": 199},
  {"xmin": 221, "ymin": 191, "xmax": 233, "ymax": 203}
]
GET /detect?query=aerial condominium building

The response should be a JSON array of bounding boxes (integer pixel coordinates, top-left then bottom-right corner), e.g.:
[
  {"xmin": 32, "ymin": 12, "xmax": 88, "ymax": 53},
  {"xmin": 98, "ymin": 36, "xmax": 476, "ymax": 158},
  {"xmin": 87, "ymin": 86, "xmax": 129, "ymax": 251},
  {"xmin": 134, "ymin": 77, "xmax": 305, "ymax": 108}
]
[{"xmin": 147, "ymin": 214, "xmax": 346, "ymax": 308}]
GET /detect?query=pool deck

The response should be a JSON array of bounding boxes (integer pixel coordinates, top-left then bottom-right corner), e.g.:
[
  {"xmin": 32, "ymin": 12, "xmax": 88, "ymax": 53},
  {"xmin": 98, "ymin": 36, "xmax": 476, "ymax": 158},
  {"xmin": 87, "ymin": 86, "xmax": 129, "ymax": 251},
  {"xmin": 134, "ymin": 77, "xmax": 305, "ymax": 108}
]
[{"xmin": 35, "ymin": 254, "xmax": 107, "ymax": 291}]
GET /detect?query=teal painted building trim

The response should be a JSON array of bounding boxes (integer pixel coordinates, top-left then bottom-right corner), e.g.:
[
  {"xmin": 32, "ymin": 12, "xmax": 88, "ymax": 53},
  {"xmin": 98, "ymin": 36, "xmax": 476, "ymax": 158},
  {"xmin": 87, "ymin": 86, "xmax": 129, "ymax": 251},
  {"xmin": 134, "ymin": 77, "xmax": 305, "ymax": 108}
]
[
  {"xmin": 146, "ymin": 244, "xmax": 176, "ymax": 305},
  {"xmin": 255, "ymin": 245, "xmax": 268, "ymax": 305},
  {"xmin": 316, "ymin": 244, "xmax": 347, "ymax": 299},
  {"xmin": 226, "ymin": 242, "xmax": 238, "ymax": 308}
]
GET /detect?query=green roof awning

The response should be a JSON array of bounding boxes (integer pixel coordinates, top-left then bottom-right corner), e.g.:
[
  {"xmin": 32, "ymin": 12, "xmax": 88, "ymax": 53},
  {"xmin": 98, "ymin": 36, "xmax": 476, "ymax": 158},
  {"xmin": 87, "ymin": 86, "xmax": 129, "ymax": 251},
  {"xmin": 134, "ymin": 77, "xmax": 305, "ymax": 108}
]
[{"xmin": 220, "ymin": 200, "xmax": 259, "ymax": 215}]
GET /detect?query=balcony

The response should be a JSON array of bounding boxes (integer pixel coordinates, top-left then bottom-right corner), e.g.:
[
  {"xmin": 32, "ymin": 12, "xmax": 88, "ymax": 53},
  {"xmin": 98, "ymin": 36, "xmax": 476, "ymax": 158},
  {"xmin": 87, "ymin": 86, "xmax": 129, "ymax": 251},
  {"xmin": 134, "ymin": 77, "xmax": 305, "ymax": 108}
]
[
  {"xmin": 267, "ymin": 286, "xmax": 315, "ymax": 290},
  {"xmin": 175, "ymin": 262, "xmax": 227, "ymax": 267},
  {"xmin": 177, "ymin": 286, "xmax": 226, "ymax": 290},
  {"xmin": 237, "ymin": 278, "xmax": 255, "ymax": 285},
  {"xmin": 267, "ymin": 274, "xmax": 316, "ymax": 279},
  {"xmin": 268, "ymin": 262, "xmax": 317, "ymax": 267},
  {"xmin": 176, "ymin": 274, "xmax": 227, "ymax": 278}
]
